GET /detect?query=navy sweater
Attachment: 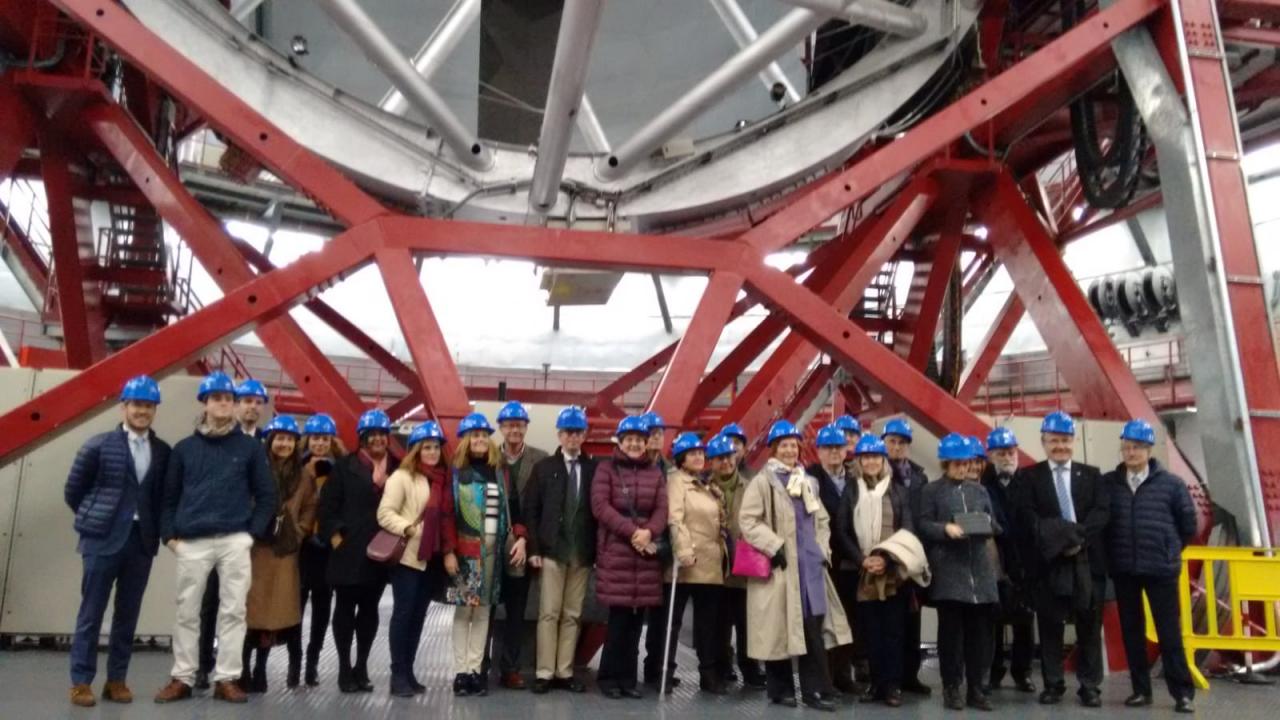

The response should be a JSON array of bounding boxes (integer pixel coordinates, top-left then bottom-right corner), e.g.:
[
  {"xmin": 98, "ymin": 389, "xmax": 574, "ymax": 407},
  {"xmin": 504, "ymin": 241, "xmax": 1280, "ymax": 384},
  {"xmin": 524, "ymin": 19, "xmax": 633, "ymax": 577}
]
[
  {"xmin": 160, "ymin": 426, "xmax": 276, "ymax": 542},
  {"xmin": 1104, "ymin": 459, "xmax": 1197, "ymax": 578}
]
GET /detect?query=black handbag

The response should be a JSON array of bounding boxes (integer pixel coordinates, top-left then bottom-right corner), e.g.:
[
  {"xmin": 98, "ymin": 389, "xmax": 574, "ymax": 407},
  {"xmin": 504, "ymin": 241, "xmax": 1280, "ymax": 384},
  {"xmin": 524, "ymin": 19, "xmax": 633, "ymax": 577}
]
[{"xmin": 954, "ymin": 511, "xmax": 994, "ymax": 537}]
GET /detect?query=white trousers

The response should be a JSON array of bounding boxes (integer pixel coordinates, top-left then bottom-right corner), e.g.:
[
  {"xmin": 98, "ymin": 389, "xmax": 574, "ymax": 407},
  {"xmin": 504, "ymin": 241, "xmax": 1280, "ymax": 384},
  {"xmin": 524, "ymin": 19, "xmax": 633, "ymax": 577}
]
[
  {"xmin": 169, "ymin": 532, "xmax": 253, "ymax": 684},
  {"xmin": 452, "ymin": 606, "xmax": 491, "ymax": 674}
]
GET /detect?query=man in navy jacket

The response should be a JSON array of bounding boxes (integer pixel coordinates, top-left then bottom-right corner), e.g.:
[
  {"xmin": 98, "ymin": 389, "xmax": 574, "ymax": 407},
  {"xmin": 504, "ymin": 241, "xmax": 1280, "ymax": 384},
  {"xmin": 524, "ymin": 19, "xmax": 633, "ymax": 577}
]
[
  {"xmin": 152, "ymin": 372, "xmax": 274, "ymax": 705},
  {"xmin": 1104, "ymin": 419, "xmax": 1197, "ymax": 713},
  {"xmin": 65, "ymin": 376, "xmax": 171, "ymax": 707}
]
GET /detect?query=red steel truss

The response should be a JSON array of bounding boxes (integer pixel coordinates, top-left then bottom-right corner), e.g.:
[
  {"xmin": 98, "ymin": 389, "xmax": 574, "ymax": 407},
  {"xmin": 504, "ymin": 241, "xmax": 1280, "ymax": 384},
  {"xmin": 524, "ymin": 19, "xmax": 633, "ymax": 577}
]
[{"xmin": 3, "ymin": 0, "xmax": 1280, "ymax": 542}]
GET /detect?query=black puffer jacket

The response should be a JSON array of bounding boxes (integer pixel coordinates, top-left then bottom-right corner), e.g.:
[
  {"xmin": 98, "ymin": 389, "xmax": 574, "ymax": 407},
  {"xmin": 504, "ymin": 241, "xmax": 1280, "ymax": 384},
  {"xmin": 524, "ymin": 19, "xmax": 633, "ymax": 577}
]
[{"xmin": 1103, "ymin": 459, "xmax": 1197, "ymax": 578}]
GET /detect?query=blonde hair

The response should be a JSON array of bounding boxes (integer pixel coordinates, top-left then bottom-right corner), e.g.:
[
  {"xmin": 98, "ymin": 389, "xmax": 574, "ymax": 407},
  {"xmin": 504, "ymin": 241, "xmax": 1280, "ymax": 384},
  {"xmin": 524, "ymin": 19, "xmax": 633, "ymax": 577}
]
[
  {"xmin": 452, "ymin": 430, "xmax": 501, "ymax": 469},
  {"xmin": 400, "ymin": 437, "xmax": 446, "ymax": 472}
]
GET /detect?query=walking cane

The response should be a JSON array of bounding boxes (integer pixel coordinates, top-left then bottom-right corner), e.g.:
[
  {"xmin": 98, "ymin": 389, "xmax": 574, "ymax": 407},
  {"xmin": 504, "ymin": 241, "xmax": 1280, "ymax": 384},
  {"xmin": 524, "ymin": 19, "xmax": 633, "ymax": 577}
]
[{"xmin": 659, "ymin": 551, "xmax": 681, "ymax": 700}]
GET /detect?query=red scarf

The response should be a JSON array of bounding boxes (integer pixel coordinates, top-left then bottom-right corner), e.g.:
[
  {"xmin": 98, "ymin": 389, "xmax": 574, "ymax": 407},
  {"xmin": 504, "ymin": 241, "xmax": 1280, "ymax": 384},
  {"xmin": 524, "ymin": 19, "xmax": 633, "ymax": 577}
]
[{"xmin": 417, "ymin": 461, "xmax": 448, "ymax": 561}]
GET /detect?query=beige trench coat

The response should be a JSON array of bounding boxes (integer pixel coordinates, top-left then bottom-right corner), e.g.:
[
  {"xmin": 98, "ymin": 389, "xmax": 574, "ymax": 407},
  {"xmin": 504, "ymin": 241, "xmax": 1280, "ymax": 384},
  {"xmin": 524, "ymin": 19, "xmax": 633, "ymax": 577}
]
[
  {"xmin": 246, "ymin": 469, "xmax": 315, "ymax": 632},
  {"xmin": 666, "ymin": 469, "xmax": 726, "ymax": 585},
  {"xmin": 738, "ymin": 468, "xmax": 852, "ymax": 661}
]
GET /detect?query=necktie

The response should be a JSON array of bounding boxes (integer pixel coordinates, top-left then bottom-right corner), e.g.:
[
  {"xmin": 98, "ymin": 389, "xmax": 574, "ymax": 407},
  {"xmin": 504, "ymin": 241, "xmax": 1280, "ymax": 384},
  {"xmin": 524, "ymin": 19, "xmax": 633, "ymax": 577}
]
[
  {"xmin": 1054, "ymin": 465, "xmax": 1076, "ymax": 522},
  {"xmin": 132, "ymin": 436, "xmax": 150, "ymax": 482},
  {"xmin": 569, "ymin": 459, "xmax": 580, "ymax": 500}
]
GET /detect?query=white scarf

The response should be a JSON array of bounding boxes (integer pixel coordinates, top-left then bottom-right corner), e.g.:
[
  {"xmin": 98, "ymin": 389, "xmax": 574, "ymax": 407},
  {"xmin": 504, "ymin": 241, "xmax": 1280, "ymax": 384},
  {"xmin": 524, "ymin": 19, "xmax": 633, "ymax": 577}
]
[
  {"xmin": 764, "ymin": 457, "xmax": 822, "ymax": 514},
  {"xmin": 854, "ymin": 467, "xmax": 893, "ymax": 556}
]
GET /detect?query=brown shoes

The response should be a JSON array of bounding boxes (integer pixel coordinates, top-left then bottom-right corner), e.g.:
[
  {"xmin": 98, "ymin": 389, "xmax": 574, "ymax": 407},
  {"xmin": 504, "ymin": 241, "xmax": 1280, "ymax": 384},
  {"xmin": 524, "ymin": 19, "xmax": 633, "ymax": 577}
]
[
  {"xmin": 102, "ymin": 681, "xmax": 133, "ymax": 703},
  {"xmin": 500, "ymin": 671, "xmax": 527, "ymax": 690},
  {"xmin": 69, "ymin": 684, "xmax": 95, "ymax": 707},
  {"xmin": 153, "ymin": 678, "xmax": 192, "ymax": 704},
  {"xmin": 214, "ymin": 680, "xmax": 249, "ymax": 703}
]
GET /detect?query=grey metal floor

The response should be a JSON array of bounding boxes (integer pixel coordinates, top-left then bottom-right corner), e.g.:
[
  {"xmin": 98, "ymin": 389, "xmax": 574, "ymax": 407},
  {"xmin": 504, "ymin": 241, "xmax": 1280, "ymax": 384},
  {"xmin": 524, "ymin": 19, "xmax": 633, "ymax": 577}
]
[{"xmin": 3, "ymin": 597, "xmax": 1276, "ymax": 719}]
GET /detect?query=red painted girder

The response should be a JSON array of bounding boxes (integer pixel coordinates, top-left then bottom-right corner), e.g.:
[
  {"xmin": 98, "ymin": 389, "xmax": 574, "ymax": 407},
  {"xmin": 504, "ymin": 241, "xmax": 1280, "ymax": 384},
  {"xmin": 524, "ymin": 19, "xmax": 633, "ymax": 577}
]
[
  {"xmin": 902, "ymin": 229, "xmax": 964, "ymax": 369},
  {"xmin": 1176, "ymin": 0, "xmax": 1280, "ymax": 541},
  {"xmin": 40, "ymin": 128, "xmax": 108, "ymax": 368},
  {"xmin": 957, "ymin": 293, "xmax": 1025, "ymax": 403},
  {"xmin": 54, "ymin": 0, "xmax": 387, "ymax": 227},
  {"xmin": 374, "ymin": 246, "xmax": 472, "ymax": 435},
  {"xmin": 1219, "ymin": 0, "xmax": 1280, "ymax": 22},
  {"xmin": 0, "ymin": 225, "xmax": 378, "ymax": 465},
  {"xmin": 1222, "ymin": 24, "xmax": 1280, "ymax": 46},
  {"xmin": 84, "ymin": 102, "xmax": 368, "ymax": 436},
  {"xmin": 734, "ymin": 0, "xmax": 1163, "ymax": 255},
  {"xmin": 0, "ymin": 80, "xmax": 35, "ymax": 182},
  {"xmin": 782, "ymin": 362, "xmax": 837, "ymax": 422},
  {"xmin": 720, "ymin": 177, "xmax": 940, "ymax": 438},
  {"xmin": 0, "ymin": 196, "xmax": 50, "ymax": 293},
  {"xmin": 648, "ymin": 270, "xmax": 745, "ymax": 429}
]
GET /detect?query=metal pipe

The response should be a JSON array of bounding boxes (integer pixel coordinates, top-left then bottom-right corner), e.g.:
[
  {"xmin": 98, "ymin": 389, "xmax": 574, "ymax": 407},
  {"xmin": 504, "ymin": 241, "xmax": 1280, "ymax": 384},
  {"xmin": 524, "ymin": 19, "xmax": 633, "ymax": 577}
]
[
  {"xmin": 378, "ymin": 0, "xmax": 480, "ymax": 116},
  {"xmin": 530, "ymin": 0, "xmax": 606, "ymax": 210},
  {"xmin": 597, "ymin": 8, "xmax": 825, "ymax": 180},
  {"xmin": 708, "ymin": 0, "xmax": 801, "ymax": 105},
  {"xmin": 576, "ymin": 94, "xmax": 611, "ymax": 153},
  {"xmin": 314, "ymin": 0, "xmax": 491, "ymax": 170},
  {"xmin": 778, "ymin": 0, "xmax": 928, "ymax": 36},
  {"xmin": 229, "ymin": 0, "xmax": 266, "ymax": 22}
]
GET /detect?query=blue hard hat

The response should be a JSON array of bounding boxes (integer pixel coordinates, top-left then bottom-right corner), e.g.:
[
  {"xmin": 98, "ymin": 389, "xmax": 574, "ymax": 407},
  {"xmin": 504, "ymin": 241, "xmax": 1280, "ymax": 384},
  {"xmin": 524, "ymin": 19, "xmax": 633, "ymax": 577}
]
[
  {"xmin": 1041, "ymin": 411, "xmax": 1076, "ymax": 436},
  {"xmin": 718, "ymin": 422, "xmax": 747, "ymax": 442},
  {"xmin": 556, "ymin": 406, "xmax": 589, "ymax": 431},
  {"xmin": 639, "ymin": 411, "xmax": 667, "ymax": 432},
  {"xmin": 264, "ymin": 415, "xmax": 301, "ymax": 436},
  {"xmin": 816, "ymin": 424, "xmax": 847, "ymax": 448},
  {"xmin": 408, "ymin": 421, "xmax": 446, "ymax": 447},
  {"xmin": 496, "ymin": 401, "xmax": 530, "ymax": 424},
  {"xmin": 766, "ymin": 419, "xmax": 803, "ymax": 446},
  {"xmin": 457, "ymin": 412, "xmax": 494, "ymax": 438},
  {"xmin": 356, "ymin": 409, "xmax": 392, "ymax": 436},
  {"xmin": 833, "ymin": 414, "xmax": 862, "ymax": 435},
  {"xmin": 938, "ymin": 433, "xmax": 973, "ymax": 461},
  {"xmin": 853, "ymin": 433, "xmax": 888, "ymax": 456},
  {"xmin": 968, "ymin": 436, "xmax": 987, "ymax": 460},
  {"xmin": 234, "ymin": 378, "xmax": 269, "ymax": 400},
  {"xmin": 120, "ymin": 375, "xmax": 161, "ymax": 404},
  {"xmin": 197, "ymin": 371, "xmax": 236, "ymax": 401},
  {"xmin": 986, "ymin": 426, "xmax": 1018, "ymax": 450},
  {"xmin": 1120, "ymin": 418, "xmax": 1156, "ymax": 445},
  {"xmin": 705, "ymin": 434, "xmax": 735, "ymax": 460},
  {"xmin": 883, "ymin": 418, "xmax": 913, "ymax": 442},
  {"xmin": 616, "ymin": 415, "xmax": 648, "ymax": 437},
  {"xmin": 303, "ymin": 413, "xmax": 338, "ymax": 436},
  {"xmin": 671, "ymin": 432, "xmax": 705, "ymax": 458}
]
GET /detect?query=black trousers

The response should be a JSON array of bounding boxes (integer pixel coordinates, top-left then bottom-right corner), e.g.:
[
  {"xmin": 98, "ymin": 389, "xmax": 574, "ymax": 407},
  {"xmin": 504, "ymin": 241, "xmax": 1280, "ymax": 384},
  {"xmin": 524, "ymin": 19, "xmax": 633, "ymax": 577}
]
[
  {"xmin": 828, "ymin": 570, "xmax": 859, "ymax": 690},
  {"xmin": 388, "ymin": 564, "xmax": 437, "ymax": 682},
  {"xmin": 764, "ymin": 614, "xmax": 832, "ymax": 700},
  {"xmin": 488, "ymin": 572, "xmax": 530, "ymax": 674},
  {"xmin": 643, "ymin": 583, "xmax": 724, "ymax": 682},
  {"xmin": 295, "ymin": 541, "xmax": 333, "ymax": 670},
  {"xmin": 902, "ymin": 581, "xmax": 925, "ymax": 684},
  {"xmin": 1037, "ymin": 578, "xmax": 1105, "ymax": 695},
  {"xmin": 990, "ymin": 614, "xmax": 1035, "ymax": 685},
  {"xmin": 331, "ymin": 582, "xmax": 386, "ymax": 674},
  {"xmin": 936, "ymin": 601, "xmax": 995, "ymax": 691},
  {"xmin": 197, "ymin": 569, "xmax": 219, "ymax": 673},
  {"xmin": 716, "ymin": 586, "xmax": 762, "ymax": 679},
  {"xmin": 598, "ymin": 607, "xmax": 646, "ymax": 692},
  {"xmin": 1114, "ymin": 573, "xmax": 1196, "ymax": 700},
  {"xmin": 856, "ymin": 592, "xmax": 907, "ymax": 694}
]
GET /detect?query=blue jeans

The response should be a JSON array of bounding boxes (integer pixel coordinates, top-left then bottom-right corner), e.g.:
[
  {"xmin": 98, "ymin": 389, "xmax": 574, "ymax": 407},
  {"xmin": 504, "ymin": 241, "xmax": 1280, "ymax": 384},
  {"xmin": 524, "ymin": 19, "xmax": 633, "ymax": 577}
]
[
  {"xmin": 388, "ymin": 563, "xmax": 435, "ymax": 681},
  {"xmin": 70, "ymin": 524, "xmax": 153, "ymax": 685}
]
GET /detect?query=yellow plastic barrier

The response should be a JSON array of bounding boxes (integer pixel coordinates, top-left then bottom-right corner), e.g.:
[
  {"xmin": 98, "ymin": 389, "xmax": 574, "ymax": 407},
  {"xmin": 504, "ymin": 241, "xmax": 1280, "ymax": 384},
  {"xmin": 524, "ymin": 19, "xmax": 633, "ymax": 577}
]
[{"xmin": 1144, "ymin": 546, "xmax": 1280, "ymax": 689}]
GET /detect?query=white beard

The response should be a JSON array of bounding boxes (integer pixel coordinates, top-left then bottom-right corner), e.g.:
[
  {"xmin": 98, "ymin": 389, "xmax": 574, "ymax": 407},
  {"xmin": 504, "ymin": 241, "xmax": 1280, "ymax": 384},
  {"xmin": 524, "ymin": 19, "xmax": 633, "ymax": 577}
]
[{"xmin": 994, "ymin": 459, "xmax": 1018, "ymax": 476}]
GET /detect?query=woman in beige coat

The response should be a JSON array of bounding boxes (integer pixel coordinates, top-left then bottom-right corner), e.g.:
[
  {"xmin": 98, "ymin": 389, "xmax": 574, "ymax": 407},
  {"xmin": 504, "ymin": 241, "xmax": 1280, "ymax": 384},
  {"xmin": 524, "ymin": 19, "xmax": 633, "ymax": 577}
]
[
  {"xmin": 243, "ymin": 416, "xmax": 314, "ymax": 693},
  {"xmin": 739, "ymin": 420, "xmax": 851, "ymax": 711}
]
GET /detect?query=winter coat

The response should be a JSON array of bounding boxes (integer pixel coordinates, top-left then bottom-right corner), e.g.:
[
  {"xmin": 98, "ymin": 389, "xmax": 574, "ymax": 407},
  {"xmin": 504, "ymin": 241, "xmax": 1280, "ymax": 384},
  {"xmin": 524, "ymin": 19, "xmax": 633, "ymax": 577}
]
[
  {"xmin": 591, "ymin": 449, "xmax": 668, "ymax": 608},
  {"xmin": 524, "ymin": 449, "xmax": 598, "ymax": 564},
  {"xmin": 160, "ymin": 426, "xmax": 275, "ymax": 542},
  {"xmin": 376, "ymin": 468, "xmax": 433, "ymax": 571},
  {"xmin": 246, "ymin": 458, "xmax": 314, "ymax": 631},
  {"xmin": 808, "ymin": 463, "xmax": 853, "ymax": 571},
  {"xmin": 506, "ymin": 445, "xmax": 550, "ymax": 503},
  {"xmin": 738, "ymin": 467, "xmax": 852, "ymax": 661},
  {"xmin": 890, "ymin": 458, "xmax": 929, "ymax": 527},
  {"xmin": 1104, "ymin": 459, "xmax": 1197, "ymax": 578},
  {"xmin": 834, "ymin": 469, "xmax": 914, "ymax": 573},
  {"xmin": 65, "ymin": 425, "xmax": 171, "ymax": 556},
  {"xmin": 981, "ymin": 466, "xmax": 1033, "ymax": 585},
  {"xmin": 667, "ymin": 469, "xmax": 726, "ymax": 585},
  {"xmin": 319, "ymin": 452, "xmax": 394, "ymax": 587},
  {"xmin": 863, "ymin": 529, "xmax": 931, "ymax": 599},
  {"xmin": 918, "ymin": 478, "xmax": 1002, "ymax": 605},
  {"xmin": 1036, "ymin": 518, "xmax": 1095, "ymax": 612},
  {"xmin": 715, "ymin": 469, "xmax": 749, "ymax": 589}
]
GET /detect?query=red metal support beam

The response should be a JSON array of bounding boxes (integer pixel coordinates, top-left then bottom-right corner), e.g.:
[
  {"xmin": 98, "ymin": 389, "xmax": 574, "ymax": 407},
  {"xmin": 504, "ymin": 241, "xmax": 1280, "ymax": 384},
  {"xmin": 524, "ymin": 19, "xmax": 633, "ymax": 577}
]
[
  {"xmin": 898, "ymin": 181, "xmax": 972, "ymax": 368},
  {"xmin": 374, "ymin": 245, "xmax": 473, "ymax": 434},
  {"xmin": 734, "ymin": 0, "xmax": 1164, "ymax": 254},
  {"xmin": 956, "ymin": 293, "xmax": 1025, "ymax": 403},
  {"xmin": 84, "ymin": 102, "xmax": 368, "ymax": 435},
  {"xmin": 648, "ymin": 270, "xmax": 744, "ymax": 428},
  {"xmin": 0, "ymin": 225, "xmax": 378, "ymax": 465},
  {"xmin": 39, "ymin": 128, "xmax": 108, "ymax": 368},
  {"xmin": 0, "ymin": 80, "xmax": 35, "ymax": 182}
]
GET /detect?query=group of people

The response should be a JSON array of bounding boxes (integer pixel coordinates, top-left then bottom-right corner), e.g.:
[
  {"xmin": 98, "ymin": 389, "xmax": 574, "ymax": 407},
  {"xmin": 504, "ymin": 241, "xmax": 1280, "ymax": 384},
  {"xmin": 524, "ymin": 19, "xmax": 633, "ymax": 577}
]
[{"xmin": 63, "ymin": 371, "xmax": 1199, "ymax": 714}]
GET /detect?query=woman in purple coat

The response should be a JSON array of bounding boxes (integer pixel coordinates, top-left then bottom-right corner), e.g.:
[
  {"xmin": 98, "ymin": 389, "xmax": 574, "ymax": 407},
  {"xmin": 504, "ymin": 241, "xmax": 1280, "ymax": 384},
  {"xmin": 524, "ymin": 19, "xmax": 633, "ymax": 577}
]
[{"xmin": 590, "ymin": 415, "xmax": 669, "ymax": 699}]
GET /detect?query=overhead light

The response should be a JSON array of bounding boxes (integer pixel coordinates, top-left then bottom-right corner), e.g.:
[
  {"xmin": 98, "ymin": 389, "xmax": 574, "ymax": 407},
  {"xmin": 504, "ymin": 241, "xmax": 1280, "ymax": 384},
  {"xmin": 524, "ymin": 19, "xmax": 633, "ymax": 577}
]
[
  {"xmin": 1071, "ymin": 205, "xmax": 1086, "ymax": 221},
  {"xmin": 290, "ymin": 35, "xmax": 309, "ymax": 56},
  {"xmin": 974, "ymin": 225, "xmax": 989, "ymax": 240}
]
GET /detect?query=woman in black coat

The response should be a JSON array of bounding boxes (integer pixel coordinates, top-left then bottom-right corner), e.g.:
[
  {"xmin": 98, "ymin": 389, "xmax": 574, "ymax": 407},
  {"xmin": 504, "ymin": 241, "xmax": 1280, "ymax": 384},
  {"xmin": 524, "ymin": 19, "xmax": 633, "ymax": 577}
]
[{"xmin": 318, "ymin": 410, "xmax": 397, "ymax": 693}]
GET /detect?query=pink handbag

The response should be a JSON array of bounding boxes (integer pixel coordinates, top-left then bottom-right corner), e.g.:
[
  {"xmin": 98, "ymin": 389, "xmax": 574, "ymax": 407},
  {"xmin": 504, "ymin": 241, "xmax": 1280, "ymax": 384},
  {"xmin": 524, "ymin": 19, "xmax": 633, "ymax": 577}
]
[
  {"xmin": 732, "ymin": 542, "xmax": 773, "ymax": 579},
  {"xmin": 366, "ymin": 529, "xmax": 408, "ymax": 565}
]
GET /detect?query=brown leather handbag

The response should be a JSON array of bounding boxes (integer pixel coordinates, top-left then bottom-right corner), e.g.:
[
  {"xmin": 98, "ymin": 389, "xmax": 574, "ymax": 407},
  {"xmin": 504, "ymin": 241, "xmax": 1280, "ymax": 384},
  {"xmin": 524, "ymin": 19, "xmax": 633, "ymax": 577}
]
[{"xmin": 366, "ymin": 529, "xmax": 408, "ymax": 565}]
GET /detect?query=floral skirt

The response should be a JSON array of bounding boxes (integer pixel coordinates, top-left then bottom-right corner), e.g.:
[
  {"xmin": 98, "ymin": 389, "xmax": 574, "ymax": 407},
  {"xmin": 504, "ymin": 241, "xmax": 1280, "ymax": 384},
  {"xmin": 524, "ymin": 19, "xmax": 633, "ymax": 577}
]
[{"xmin": 446, "ymin": 533, "xmax": 499, "ymax": 606}]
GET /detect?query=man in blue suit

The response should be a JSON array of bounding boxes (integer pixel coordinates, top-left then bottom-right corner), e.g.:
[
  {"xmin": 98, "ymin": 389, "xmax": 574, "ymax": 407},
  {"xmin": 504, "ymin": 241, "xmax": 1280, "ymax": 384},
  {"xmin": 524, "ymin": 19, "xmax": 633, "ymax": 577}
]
[{"xmin": 65, "ymin": 376, "xmax": 171, "ymax": 707}]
